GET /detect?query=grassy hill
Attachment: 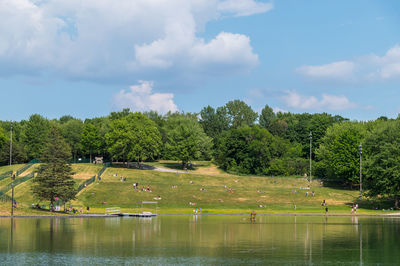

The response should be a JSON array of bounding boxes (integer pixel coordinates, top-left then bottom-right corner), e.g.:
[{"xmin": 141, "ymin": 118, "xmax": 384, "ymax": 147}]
[{"xmin": 0, "ymin": 161, "xmax": 393, "ymax": 216}]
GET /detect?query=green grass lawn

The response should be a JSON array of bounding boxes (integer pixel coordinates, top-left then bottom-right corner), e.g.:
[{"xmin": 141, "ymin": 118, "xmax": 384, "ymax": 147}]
[
  {"xmin": 0, "ymin": 162, "xmax": 398, "ymax": 216},
  {"xmin": 74, "ymin": 166, "xmax": 365, "ymax": 214}
]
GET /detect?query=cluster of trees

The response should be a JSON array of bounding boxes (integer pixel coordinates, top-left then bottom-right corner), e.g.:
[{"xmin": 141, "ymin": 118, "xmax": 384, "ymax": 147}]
[{"xmin": 1, "ymin": 100, "xmax": 400, "ymax": 207}]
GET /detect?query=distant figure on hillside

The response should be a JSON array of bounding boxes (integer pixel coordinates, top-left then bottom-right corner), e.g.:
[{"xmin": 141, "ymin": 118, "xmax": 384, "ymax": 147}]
[
  {"xmin": 325, "ymin": 206, "xmax": 328, "ymax": 215},
  {"xmin": 306, "ymin": 191, "xmax": 309, "ymax": 197},
  {"xmin": 312, "ymin": 191, "xmax": 315, "ymax": 197},
  {"xmin": 87, "ymin": 206, "xmax": 90, "ymax": 213}
]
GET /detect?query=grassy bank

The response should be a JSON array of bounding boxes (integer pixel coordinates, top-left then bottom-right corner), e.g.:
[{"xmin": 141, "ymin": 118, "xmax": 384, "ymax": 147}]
[{"xmin": 0, "ymin": 161, "xmax": 398, "ymax": 216}]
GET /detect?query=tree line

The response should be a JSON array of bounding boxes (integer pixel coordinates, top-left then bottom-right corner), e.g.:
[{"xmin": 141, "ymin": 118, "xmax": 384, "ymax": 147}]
[{"xmin": 0, "ymin": 100, "xmax": 399, "ymax": 207}]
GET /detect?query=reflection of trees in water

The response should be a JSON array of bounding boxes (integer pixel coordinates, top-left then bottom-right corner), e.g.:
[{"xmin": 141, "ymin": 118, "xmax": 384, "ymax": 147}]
[{"xmin": 0, "ymin": 216, "xmax": 399, "ymax": 264}]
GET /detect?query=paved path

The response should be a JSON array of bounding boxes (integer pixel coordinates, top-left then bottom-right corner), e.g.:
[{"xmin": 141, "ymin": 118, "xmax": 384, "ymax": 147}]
[{"xmin": 140, "ymin": 164, "xmax": 188, "ymax": 174}]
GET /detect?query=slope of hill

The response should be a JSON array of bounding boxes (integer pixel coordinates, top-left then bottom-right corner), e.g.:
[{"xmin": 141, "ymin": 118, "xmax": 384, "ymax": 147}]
[{"xmin": 0, "ymin": 162, "xmax": 386, "ymax": 215}]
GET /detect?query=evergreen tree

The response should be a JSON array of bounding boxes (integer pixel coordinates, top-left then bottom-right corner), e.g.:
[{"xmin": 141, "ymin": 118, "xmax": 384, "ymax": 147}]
[{"xmin": 32, "ymin": 126, "xmax": 76, "ymax": 206}]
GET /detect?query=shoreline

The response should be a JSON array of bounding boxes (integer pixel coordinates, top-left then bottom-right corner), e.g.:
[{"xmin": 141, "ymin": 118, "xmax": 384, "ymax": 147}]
[{"xmin": 1, "ymin": 212, "xmax": 400, "ymax": 218}]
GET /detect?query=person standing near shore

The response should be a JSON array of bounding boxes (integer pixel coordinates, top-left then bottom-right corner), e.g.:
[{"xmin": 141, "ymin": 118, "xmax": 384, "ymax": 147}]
[{"xmin": 325, "ymin": 206, "xmax": 328, "ymax": 215}]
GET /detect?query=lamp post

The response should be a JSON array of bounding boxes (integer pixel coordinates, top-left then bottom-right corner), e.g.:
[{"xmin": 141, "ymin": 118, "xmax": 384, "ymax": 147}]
[
  {"xmin": 359, "ymin": 143, "xmax": 362, "ymax": 198},
  {"xmin": 309, "ymin": 131, "xmax": 312, "ymax": 183},
  {"xmin": 9, "ymin": 125, "xmax": 12, "ymax": 166}
]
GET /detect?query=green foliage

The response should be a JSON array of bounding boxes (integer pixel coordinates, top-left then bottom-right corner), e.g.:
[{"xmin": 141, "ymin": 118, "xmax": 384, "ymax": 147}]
[
  {"xmin": 106, "ymin": 112, "xmax": 162, "ymax": 163},
  {"xmin": 199, "ymin": 105, "xmax": 230, "ymax": 139},
  {"xmin": 164, "ymin": 114, "xmax": 212, "ymax": 167},
  {"xmin": 225, "ymin": 100, "xmax": 258, "ymax": 128},
  {"xmin": 364, "ymin": 120, "xmax": 400, "ymax": 208},
  {"xmin": 60, "ymin": 119, "xmax": 83, "ymax": 162},
  {"xmin": 315, "ymin": 122, "xmax": 366, "ymax": 186},
  {"xmin": 215, "ymin": 126, "xmax": 285, "ymax": 175},
  {"xmin": 22, "ymin": 114, "xmax": 51, "ymax": 160},
  {"xmin": 259, "ymin": 104, "xmax": 276, "ymax": 130},
  {"xmin": 85, "ymin": 116, "xmax": 110, "ymax": 159},
  {"xmin": 0, "ymin": 127, "xmax": 6, "ymax": 148},
  {"xmin": 81, "ymin": 123, "xmax": 100, "ymax": 162},
  {"xmin": 32, "ymin": 126, "xmax": 76, "ymax": 204}
]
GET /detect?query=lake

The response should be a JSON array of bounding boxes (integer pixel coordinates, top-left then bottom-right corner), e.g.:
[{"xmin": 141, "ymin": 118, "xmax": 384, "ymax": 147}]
[{"xmin": 0, "ymin": 215, "xmax": 399, "ymax": 265}]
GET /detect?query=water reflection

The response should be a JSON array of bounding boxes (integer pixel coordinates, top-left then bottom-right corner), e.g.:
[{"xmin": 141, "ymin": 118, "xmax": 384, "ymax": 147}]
[{"xmin": 0, "ymin": 215, "xmax": 399, "ymax": 264}]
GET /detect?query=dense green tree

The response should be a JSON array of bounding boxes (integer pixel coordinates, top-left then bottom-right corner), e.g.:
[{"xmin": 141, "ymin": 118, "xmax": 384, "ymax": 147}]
[
  {"xmin": 0, "ymin": 127, "xmax": 6, "ymax": 150},
  {"xmin": 81, "ymin": 123, "xmax": 101, "ymax": 162},
  {"xmin": 22, "ymin": 114, "xmax": 51, "ymax": 160},
  {"xmin": 109, "ymin": 108, "xmax": 131, "ymax": 121},
  {"xmin": 32, "ymin": 126, "xmax": 76, "ymax": 206},
  {"xmin": 364, "ymin": 120, "xmax": 400, "ymax": 209},
  {"xmin": 315, "ymin": 122, "xmax": 366, "ymax": 186},
  {"xmin": 59, "ymin": 115, "xmax": 75, "ymax": 124},
  {"xmin": 225, "ymin": 100, "xmax": 258, "ymax": 128},
  {"xmin": 199, "ymin": 105, "xmax": 230, "ymax": 139},
  {"xmin": 60, "ymin": 119, "xmax": 83, "ymax": 162},
  {"xmin": 215, "ymin": 126, "xmax": 283, "ymax": 175},
  {"xmin": 106, "ymin": 112, "xmax": 161, "ymax": 165},
  {"xmin": 164, "ymin": 114, "xmax": 212, "ymax": 167},
  {"xmin": 259, "ymin": 104, "xmax": 276, "ymax": 130},
  {"xmin": 85, "ymin": 117, "xmax": 110, "ymax": 159}
]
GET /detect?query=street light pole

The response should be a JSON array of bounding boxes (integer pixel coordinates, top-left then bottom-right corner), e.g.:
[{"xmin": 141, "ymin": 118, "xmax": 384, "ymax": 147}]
[
  {"xmin": 309, "ymin": 131, "xmax": 312, "ymax": 183},
  {"xmin": 359, "ymin": 143, "xmax": 362, "ymax": 198},
  {"xmin": 9, "ymin": 125, "xmax": 12, "ymax": 166}
]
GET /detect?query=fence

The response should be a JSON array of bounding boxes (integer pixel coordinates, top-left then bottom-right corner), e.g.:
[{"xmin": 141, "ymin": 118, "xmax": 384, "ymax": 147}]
[
  {"xmin": 16, "ymin": 159, "xmax": 39, "ymax": 176},
  {"xmin": 69, "ymin": 158, "xmax": 91, "ymax": 164},
  {"xmin": 0, "ymin": 172, "xmax": 35, "ymax": 202},
  {"xmin": 77, "ymin": 175, "xmax": 96, "ymax": 193},
  {"xmin": 0, "ymin": 170, "xmax": 12, "ymax": 182},
  {"xmin": 97, "ymin": 162, "xmax": 111, "ymax": 180}
]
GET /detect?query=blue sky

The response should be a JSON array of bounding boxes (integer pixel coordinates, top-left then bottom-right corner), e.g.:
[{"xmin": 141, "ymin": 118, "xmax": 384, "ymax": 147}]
[{"xmin": 0, "ymin": 0, "xmax": 399, "ymax": 121}]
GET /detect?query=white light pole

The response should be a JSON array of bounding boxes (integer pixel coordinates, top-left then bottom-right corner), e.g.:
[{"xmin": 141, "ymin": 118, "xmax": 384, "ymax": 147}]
[
  {"xmin": 9, "ymin": 125, "xmax": 12, "ymax": 166},
  {"xmin": 359, "ymin": 143, "xmax": 362, "ymax": 198},
  {"xmin": 309, "ymin": 131, "xmax": 312, "ymax": 183}
]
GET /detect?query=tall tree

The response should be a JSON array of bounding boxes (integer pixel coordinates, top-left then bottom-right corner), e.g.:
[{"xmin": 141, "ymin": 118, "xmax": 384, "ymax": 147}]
[
  {"xmin": 215, "ymin": 126, "xmax": 281, "ymax": 175},
  {"xmin": 225, "ymin": 100, "xmax": 258, "ymax": 128},
  {"xmin": 81, "ymin": 123, "xmax": 100, "ymax": 162},
  {"xmin": 61, "ymin": 119, "xmax": 83, "ymax": 162},
  {"xmin": 164, "ymin": 114, "xmax": 212, "ymax": 168},
  {"xmin": 32, "ymin": 126, "xmax": 76, "ymax": 206},
  {"xmin": 106, "ymin": 112, "xmax": 161, "ymax": 165},
  {"xmin": 199, "ymin": 105, "xmax": 230, "ymax": 139},
  {"xmin": 22, "ymin": 114, "xmax": 50, "ymax": 160},
  {"xmin": 365, "ymin": 120, "xmax": 400, "ymax": 209},
  {"xmin": 315, "ymin": 122, "xmax": 366, "ymax": 186},
  {"xmin": 259, "ymin": 104, "xmax": 276, "ymax": 130}
]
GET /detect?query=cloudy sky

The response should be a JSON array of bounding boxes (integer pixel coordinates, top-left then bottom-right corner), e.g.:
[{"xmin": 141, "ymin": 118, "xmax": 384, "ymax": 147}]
[{"xmin": 0, "ymin": 0, "xmax": 399, "ymax": 121}]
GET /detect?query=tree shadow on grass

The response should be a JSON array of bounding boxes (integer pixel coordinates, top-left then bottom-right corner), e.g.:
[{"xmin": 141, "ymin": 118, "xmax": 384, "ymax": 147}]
[{"xmin": 345, "ymin": 198, "xmax": 395, "ymax": 210}]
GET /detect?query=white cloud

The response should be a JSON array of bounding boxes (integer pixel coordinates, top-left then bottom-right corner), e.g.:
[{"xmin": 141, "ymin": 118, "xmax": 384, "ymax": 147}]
[
  {"xmin": 296, "ymin": 61, "xmax": 355, "ymax": 80},
  {"xmin": 112, "ymin": 81, "xmax": 178, "ymax": 114},
  {"xmin": 0, "ymin": 0, "xmax": 270, "ymax": 81},
  {"xmin": 297, "ymin": 45, "xmax": 400, "ymax": 81},
  {"xmin": 218, "ymin": 0, "xmax": 273, "ymax": 17},
  {"xmin": 283, "ymin": 91, "xmax": 356, "ymax": 111}
]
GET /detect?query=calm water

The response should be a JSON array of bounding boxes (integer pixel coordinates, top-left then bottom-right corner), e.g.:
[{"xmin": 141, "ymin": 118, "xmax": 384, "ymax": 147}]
[{"xmin": 0, "ymin": 215, "xmax": 399, "ymax": 265}]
